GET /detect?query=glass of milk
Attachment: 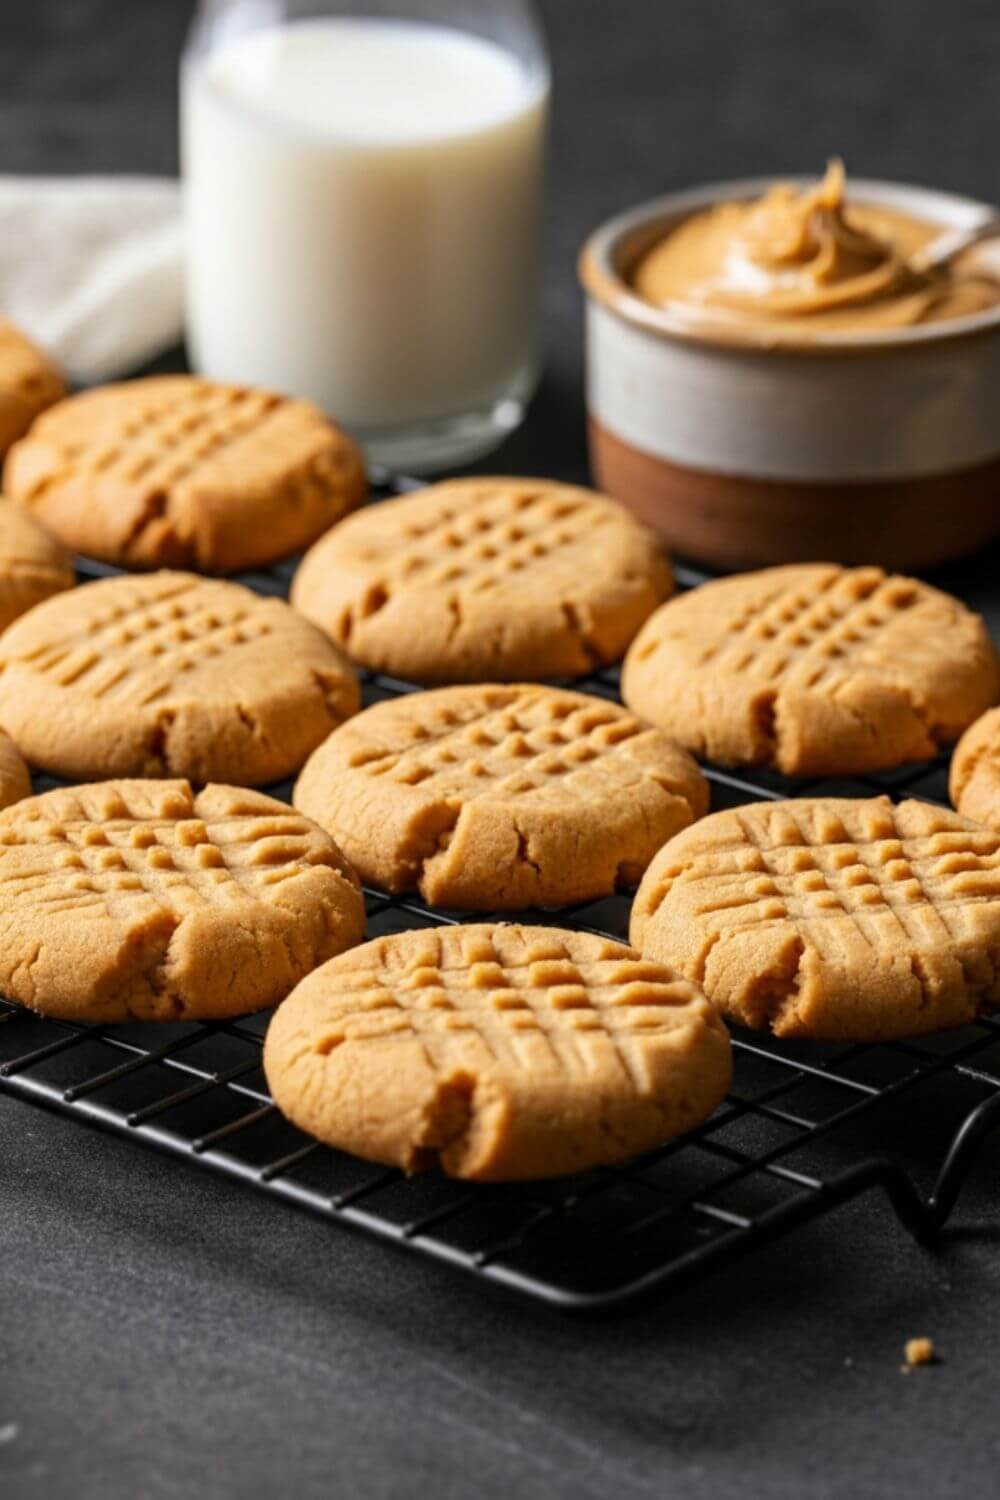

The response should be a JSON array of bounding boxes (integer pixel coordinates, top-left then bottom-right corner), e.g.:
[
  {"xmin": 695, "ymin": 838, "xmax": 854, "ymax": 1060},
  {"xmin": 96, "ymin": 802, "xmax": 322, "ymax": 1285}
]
[{"xmin": 181, "ymin": 0, "xmax": 549, "ymax": 471}]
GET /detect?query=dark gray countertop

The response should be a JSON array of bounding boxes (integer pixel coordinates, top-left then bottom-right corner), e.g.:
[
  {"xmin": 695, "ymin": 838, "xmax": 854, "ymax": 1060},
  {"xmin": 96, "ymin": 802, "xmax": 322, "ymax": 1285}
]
[{"xmin": 3, "ymin": 3, "xmax": 1000, "ymax": 1496}]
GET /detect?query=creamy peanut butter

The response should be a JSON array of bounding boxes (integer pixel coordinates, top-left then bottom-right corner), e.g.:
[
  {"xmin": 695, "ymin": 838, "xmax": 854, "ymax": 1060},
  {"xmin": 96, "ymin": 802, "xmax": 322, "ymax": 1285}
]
[{"xmin": 633, "ymin": 162, "xmax": 1000, "ymax": 334}]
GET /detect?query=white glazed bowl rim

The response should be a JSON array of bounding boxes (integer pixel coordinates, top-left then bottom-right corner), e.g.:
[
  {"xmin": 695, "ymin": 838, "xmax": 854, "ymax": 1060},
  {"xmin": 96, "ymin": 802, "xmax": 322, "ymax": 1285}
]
[{"xmin": 579, "ymin": 175, "xmax": 1000, "ymax": 354}]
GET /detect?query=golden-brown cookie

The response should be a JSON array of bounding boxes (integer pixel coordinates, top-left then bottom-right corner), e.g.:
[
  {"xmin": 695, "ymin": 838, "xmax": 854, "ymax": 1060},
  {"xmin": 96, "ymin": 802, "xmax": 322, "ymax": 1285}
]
[
  {"xmin": 0, "ymin": 497, "xmax": 74, "ymax": 631},
  {"xmin": 0, "ymin": 571, "xmax": 359, "ymax": 785},
  {"xmin": 0, "ymin": 728, "xmax": 30, "ymax": 809},
  {"xmin": 950, "ymin": 707, "xmax": 1000, "ymax": 830},
  {"xmin": 0, "ymin": 779, "xmax": 365, "ymax": 1022},
  {"xmin": 3, "ymin": 374, "xmax": 366, "ymax": 574},
  {"xmin": 0, "ymin": 318, "xmax": 65, "ymax": 459},
  {"xmin": 630, "ymin": 796, "xmax": 1000, "ymax": 1041},
  {"xmin": 294, "ymin": 684, "xmax": 708, "ymax": 909},
  {"xmin": 263, "ymin": 923, "xmax": 731, "ymax": 1181},
  {"xmin": 291, "ymin": 477, "xmax": 672, "ymax": 683},
  {"xmin": 622, "ymin": 565, "xmax": 999, "ymax": 776}
]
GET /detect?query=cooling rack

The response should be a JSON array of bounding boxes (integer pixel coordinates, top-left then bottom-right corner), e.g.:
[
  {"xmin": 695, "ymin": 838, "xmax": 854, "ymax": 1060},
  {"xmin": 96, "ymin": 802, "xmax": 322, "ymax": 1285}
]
[{"xmin": 3, "ymin": 468, "xmax": 1000, "ymax": 1314}]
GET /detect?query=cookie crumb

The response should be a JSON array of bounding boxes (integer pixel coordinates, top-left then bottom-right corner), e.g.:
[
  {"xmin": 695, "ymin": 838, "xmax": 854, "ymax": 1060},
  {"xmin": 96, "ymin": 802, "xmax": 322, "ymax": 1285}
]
[{"xmin": 904, "ymin": 1337, "xmax": 935, "ymax": 1368}]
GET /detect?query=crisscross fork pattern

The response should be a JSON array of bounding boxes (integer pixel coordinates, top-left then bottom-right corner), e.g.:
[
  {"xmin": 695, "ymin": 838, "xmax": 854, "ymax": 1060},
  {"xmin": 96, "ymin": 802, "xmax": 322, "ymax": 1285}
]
[
  {"xmin": 0, "ymin": 797, "xmax": 328, "ymax": 923},
  {"xmin": 695, "ymin": 568, "xmax": 929, "ymax": 689},
  {"xmin": 351, "ymin": 689, "xmax": 651, "ymax": 802},
  {"xmin": 19, "ymin": 383, "xmax": 287, "ymax": 505},
  {"xmin": 345, "ymin": 483, "xmax": 621, "ymax": 603},
  {"xmin": 314, "ymin": 930, "xmax": 703, "ymax": 1091},
  {"xmin": 652, "ymin": 802, "xmax": 1000, "ymax": 957},
  {"xmin": 9, "ymin": 576, "xmax": 275, "ymax": 705}
]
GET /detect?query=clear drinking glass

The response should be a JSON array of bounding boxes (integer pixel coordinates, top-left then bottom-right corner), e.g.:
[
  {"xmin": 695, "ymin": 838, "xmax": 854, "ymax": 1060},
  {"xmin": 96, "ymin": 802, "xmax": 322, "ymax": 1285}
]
[{"xmin": 181, "ymin": 0, "xmax": 549, "ymax": 471}]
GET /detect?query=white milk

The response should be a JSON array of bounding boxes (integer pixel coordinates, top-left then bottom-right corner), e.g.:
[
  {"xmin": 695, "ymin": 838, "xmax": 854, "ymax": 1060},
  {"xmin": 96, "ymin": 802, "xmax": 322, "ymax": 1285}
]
[{"xmin": 181, "ymin": 18, "xmax": 548, "ymax": 443}]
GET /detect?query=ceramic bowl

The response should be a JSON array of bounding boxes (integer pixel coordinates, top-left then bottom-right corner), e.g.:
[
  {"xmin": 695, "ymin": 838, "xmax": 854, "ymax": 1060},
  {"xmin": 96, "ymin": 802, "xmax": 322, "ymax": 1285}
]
[{"xmin": 579, "ymin": 177, "xmax": 1000, "ymax": 571}]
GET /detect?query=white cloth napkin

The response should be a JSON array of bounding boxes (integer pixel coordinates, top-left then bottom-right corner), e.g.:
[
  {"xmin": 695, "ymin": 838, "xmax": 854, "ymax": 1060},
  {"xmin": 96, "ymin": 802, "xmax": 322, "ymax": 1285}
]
[{"xmin": 0, "ymin": 176, "xmax": 184, "ymax": 385}]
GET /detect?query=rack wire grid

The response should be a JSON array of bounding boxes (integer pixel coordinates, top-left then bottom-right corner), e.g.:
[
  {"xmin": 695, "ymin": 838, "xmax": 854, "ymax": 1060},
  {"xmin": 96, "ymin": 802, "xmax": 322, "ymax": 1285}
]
[{"xmin": 2, "ymin": 467, "xmax": 1000, "ymax": 1315}]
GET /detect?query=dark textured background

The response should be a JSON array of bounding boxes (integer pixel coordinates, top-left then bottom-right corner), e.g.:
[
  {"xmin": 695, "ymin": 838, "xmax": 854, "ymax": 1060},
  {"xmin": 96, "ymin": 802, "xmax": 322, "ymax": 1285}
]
[{"xmin": 3, "ymin": 3, "xmax": 1000, "ymax": 1496}]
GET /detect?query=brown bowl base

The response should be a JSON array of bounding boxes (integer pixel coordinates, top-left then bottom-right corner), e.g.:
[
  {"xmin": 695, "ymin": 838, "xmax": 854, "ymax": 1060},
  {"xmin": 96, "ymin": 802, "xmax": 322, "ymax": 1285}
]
[{"xmin": 589, "ymin": 417, "xmax": 1000, "ymax": 572}]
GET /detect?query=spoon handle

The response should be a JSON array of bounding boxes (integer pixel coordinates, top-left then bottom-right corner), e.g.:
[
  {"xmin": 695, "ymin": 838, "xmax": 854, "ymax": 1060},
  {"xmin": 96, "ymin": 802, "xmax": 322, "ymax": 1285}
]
[{"xmin": 912, "ymin": 214, "xmax": 1000, "ymax": 274}]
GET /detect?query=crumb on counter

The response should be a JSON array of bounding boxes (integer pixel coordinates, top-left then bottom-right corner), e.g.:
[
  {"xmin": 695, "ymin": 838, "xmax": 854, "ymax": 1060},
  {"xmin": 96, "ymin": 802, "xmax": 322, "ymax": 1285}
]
[{"xmin": 904, "ymin": 1337, "xmax": 935, "ymax": 1368}]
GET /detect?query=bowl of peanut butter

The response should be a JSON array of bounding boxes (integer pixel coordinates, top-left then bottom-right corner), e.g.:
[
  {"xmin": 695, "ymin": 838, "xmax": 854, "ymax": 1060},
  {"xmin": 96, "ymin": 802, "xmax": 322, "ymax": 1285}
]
[{"xmin": 579, "ymin": 163, "xmax": 1000, "ymax": 570}]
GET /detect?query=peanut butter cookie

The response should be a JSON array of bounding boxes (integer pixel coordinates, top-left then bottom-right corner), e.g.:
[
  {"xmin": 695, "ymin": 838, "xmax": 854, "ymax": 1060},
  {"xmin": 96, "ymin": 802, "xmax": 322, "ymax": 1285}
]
[
  {"xmin": 291, "ymin": 477, "xmax": 672, "ymax": 683},
  {"xmin": 0, "ymin": 498, "xmax": 74, "ymax": 631},
  {"xmin": 0, "ymin": 318, "xmax": 65, "ymax": 459},
  {"xmin": 950, "ymin": 707, "xmax": 1000, "ymax": 830},
  {"xmin": 3, "ymin": 375, "xmax": 366, "ymax": 574},
  {"xmin": 0, "ymin": 571, "xmax": 359, "ymax": 785},
  {"xmin": 0, "ymin": 779, "xmax": 365, "ymax": 1022},
  {"xmin": 631, "ymin": 796, "xmax": 1000, "ymax": 1041},
  {"xmin": 622, "ymin": 565, "xmax": 998, "ymax": 776},
  {"xmin": 0, "ymin": 728, "xmax": 30, "ymax": 809},
  {"xmin": 294, "ymin": 684, "xmax": 707, "ymax": 909},
  {"xmin": 263, "ymin": 923, "xmax": 731, "ymax": 1181}
]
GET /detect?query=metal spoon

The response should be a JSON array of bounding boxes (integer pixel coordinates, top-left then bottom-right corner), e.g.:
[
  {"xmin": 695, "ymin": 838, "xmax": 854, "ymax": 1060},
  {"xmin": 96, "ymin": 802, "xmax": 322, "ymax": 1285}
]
[{"xmin": 911, "ymin": 214, "xmax": 1000, "ymax": 274}]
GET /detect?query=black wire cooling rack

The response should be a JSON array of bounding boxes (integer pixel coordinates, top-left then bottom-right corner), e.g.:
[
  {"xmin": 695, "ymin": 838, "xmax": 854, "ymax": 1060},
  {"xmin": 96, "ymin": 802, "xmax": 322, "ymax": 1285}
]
[{"xmin": 3, "ymin": 468, "xmax": 1000, "ymax": 1314}]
